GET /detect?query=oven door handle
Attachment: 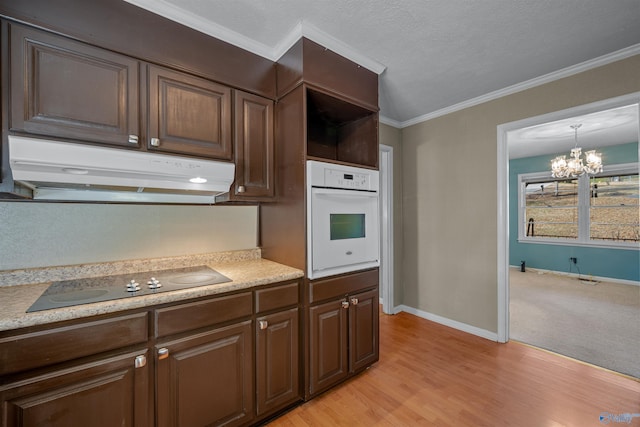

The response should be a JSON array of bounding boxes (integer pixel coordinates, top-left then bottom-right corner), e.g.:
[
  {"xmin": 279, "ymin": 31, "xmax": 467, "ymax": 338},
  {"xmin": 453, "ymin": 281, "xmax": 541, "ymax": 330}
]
[{"xmin": 312, "ymin": 188, "xmax": 378, "ymax": 198}]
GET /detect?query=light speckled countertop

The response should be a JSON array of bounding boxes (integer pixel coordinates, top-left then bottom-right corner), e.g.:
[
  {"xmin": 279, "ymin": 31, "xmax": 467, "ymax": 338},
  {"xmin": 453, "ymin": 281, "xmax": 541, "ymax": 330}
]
[{"xmin": 0, "ymin": 249, "xmax": 303, "ymax": 332}]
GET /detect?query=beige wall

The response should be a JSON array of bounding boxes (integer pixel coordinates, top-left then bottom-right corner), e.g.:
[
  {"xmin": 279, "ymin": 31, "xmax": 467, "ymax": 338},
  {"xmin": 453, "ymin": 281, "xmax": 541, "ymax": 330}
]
[
  {"xmin": 400, "ymin": 55, "xmax": 640, "ymax": 333},
  {"xmin": 0, "ymin": 203, "xmax": 258, "ymax": 270},
  {"xmin": 379, "ymin": 123, "xmax": 404, "ymax": 306}
]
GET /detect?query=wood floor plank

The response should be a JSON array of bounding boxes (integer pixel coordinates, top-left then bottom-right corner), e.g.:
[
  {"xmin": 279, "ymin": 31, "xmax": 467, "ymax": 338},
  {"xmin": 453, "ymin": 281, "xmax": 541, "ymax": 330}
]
[{"xmin": 268, "ymin": 311, "xmax": 640, "ymax": 426}]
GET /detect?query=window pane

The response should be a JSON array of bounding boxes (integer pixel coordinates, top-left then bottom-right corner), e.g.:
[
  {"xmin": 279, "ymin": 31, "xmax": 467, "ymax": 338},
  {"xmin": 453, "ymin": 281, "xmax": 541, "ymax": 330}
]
[
  {"xmin": 525, "ymin": 179, "xmax": 578, "ymax": 239},
  {"xmin": 590, "ymin": 173, "xmax": 639, "ymax": 242}
]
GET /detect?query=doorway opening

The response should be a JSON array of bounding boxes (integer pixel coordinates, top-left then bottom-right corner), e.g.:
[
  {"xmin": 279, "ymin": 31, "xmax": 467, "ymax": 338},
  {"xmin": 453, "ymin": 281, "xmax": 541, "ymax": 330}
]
[
  {"xmin": 497, "ymin": 91, "xmax": 640, "ymax": 342},
  {"xmin": 380, "ymin": 144, "xmax": 395, "ymax": 314}
]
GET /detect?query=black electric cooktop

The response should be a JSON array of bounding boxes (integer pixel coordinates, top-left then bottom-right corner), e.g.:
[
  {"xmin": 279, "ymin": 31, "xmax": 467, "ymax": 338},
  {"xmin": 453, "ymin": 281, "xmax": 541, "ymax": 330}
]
[{"xmin": 27, "ymin": 265, "xmax": 231, "ymax": 313}]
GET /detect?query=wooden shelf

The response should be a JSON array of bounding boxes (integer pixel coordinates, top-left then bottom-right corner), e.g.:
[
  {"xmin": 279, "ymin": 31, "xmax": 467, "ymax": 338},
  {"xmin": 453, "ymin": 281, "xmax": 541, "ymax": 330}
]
[{"xmin": 306, "ymin": 87, "xmax": 378, "ymax": 168}]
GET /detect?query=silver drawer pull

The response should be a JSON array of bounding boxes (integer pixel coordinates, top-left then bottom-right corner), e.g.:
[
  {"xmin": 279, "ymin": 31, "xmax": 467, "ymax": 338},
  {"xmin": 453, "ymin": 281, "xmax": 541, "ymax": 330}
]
[
  {"xmin": 259, "ymin": 320, "xmax": 268, "ymax": 330},
  {"xmin": 350, "ymin": 297, "xmax": 359, "ymax": 306},
  {"xmin": 150, "ymin": 137, "xmax": 161, "ymax": 147},
  {"xmin": 128, "ymin": 134, "xmax": 139, "ymax": 144},
  {"xmin": 341, "ymin": 301, "xmax": 349, "ymax": 309},
  {"xmin": 134, "ymin": 355, "xmax": 146, "ymax": 368},
  {"xmin": 158, "ymin": 347, "xmax": 169, "ymax": 360}
]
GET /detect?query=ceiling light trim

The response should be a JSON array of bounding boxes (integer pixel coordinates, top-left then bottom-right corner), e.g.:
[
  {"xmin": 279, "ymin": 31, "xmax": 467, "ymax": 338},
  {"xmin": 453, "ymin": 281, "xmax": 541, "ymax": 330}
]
[{"xmin": 396, "ymin": 43, "xmax": 640, "ymax": 129}]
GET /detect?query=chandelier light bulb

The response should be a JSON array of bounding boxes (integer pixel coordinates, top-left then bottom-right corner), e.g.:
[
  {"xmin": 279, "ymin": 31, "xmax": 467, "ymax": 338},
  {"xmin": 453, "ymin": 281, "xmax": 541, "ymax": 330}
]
[{"xmin": 550, "ymin": 124, "xmax": 603, "ymax": 178}]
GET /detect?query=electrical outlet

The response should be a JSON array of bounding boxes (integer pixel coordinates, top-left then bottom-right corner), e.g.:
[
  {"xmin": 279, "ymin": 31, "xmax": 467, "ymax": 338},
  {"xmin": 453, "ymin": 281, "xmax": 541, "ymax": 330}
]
[{"xmin": 570, "ymin": 257, "xmax": 577, "ymax": 264}]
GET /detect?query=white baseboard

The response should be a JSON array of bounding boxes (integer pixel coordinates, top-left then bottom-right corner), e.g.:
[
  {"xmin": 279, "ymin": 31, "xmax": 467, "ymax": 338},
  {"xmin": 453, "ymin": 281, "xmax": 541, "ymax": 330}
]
[
  {"xmin": 396, "ymin": 305, "xmax": 498, "ymax": 342},
  {"xmin": 510, "ymin": 266, "xmax": 640, "ymax": 287}
]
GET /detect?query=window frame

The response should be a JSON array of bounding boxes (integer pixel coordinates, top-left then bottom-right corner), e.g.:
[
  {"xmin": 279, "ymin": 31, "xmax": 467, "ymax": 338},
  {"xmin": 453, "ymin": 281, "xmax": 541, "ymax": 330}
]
[{"xmin": 518, "ymin": 162, "xmax": 639, "ymax": 250}]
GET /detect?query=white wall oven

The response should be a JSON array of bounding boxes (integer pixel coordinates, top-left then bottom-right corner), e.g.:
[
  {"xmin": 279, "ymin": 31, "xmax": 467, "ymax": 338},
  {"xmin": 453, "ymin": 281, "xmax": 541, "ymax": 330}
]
[{"xmin": 307, "ymin": 160, "xmax": 379, "ymax": 279}]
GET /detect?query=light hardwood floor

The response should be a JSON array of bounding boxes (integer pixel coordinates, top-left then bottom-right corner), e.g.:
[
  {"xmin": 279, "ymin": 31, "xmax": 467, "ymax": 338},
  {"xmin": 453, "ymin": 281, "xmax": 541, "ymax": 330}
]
[{"xmin": 268, "ymin": 311, "xmax": 640, "ymax": 426}]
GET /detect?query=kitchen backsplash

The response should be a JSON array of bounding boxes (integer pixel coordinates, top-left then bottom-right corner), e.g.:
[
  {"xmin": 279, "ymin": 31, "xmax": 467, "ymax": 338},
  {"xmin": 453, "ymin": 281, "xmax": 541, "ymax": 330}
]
[{"xmin": 0, "ymin": 203, "xmax": 258, "ymax": 271}]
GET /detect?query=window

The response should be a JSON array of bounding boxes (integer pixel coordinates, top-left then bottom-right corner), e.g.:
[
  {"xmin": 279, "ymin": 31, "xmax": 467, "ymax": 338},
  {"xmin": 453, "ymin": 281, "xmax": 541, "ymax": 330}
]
[
  {"xmin": 518, "ymin": 163, "xmax": 639, "ymax": 249},
  {"xmin": 590, "ymin": 173, "xmax": 639, "ymax": 242},
  {"xmin": 523, "ymin": 178, "xmax": 579, "ymax": 239}
]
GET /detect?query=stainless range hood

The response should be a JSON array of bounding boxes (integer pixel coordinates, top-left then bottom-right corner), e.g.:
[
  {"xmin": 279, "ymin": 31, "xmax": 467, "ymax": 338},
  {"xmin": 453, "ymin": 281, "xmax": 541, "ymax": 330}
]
[{"xmin": 8, "ymin": 135, "xmax": 235, "ymax": 204}]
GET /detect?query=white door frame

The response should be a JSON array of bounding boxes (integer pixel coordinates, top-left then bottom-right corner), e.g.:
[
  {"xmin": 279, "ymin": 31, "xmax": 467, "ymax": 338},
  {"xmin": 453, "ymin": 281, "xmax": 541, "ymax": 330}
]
[
  {"xmin": 380, "ymin": 144, "xmax": 395, "ymax": 314},
  {"xmin": 496, "ymin": 91, "xmax": 640, "ymax": 343}
]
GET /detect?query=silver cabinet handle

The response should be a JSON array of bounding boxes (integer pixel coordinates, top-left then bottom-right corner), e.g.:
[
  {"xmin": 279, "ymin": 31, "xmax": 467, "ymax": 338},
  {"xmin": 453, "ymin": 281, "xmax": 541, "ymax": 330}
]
[
  {"xmin": 150, "ymin": 137, "xmax": 161, "ymax": 147},
  {"xmin": 341, "ymin": 301, "xmax": 349, "ymax": 309},
  {"xmin": 237, "ymin": 185, "xmax": 246, "ymax": 193},
  {"xmin": 128, "ymin": 135, "xmax": 139, "ymax": 144},
  {"xmin": 350, "ymin": 297, "xmax": 359, "ymax": 306},
  {"xmin": 259, "ymin": 320, "xmax": 268, "ymax": 330},
  {"xmin": 158, "ymin": 347, "xmax": 169, "ymax": 360},
  {"xmin": 134, "ymin": 355, "xmax": 146, "ymax": 368}
]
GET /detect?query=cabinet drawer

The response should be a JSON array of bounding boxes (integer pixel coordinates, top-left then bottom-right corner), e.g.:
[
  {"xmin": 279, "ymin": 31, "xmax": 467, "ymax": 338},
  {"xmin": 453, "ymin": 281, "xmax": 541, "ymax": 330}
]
[
  {"xmin": 155, "ymin": 292, "xmax": 252, "ymax": 338},
  {"xmin": 255, "ymin": 281, "xmax": 299, "ymax": 314},
  {"xmin": 0, "ymin": 312, "xmax": 148, "ymax": 376},
  {"xmin": 309, "ymin": 269, "xmax": 378, "ymax": 304}
]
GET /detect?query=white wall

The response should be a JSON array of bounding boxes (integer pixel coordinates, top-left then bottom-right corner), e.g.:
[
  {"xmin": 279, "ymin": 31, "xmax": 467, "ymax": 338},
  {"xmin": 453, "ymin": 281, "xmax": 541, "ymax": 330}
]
[{"xmin": 0, "ymin": 203, "xmax": 258, "ymax": 270}]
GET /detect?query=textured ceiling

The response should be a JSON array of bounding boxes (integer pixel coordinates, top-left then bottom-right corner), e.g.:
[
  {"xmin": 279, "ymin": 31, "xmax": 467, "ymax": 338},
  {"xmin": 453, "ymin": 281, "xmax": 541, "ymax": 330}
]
[
  {"xmin": 125, "ymin": 0, "xmax": 640, "ymax": 128},
  {"xmin": 508, "ymin": 104, "xmax": 639, "ymax": 159}
]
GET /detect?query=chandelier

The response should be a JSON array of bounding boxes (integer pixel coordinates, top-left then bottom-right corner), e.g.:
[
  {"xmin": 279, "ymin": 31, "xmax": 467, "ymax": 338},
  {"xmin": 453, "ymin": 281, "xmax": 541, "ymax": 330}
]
[{"xmin": 551, "ymin": 124, "xmax": 603, "ymax": 178}]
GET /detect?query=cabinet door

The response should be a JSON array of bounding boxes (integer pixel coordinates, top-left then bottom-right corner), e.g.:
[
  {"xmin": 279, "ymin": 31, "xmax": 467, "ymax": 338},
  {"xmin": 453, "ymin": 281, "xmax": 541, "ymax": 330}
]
[
  {"xmin": 0, "ymin": 350, "xmax": 149, "ymax": 427},
  {"xmin": 147, "ymin": 65, "xmax": 232, "ymax": 160},
  {"xmin": 309, "ymin": 299, "xmax": 348, "ymax": 395},
  {"xmin": 231, "ymin": 90, "xmax": 274, "ymax": 200},
  {"xmin": 156, "ymin": 320, "xmax": 253, "ymax": 427},
  {"xmin": 349, "ymin": 288, "xmax": 379, "ymax": 373},
  {"xmin": 256, "ymin": 308, "xmax": 299, "ymax": 416},
  {"xmin": 9, "ymin": 24, "xmax": 140, "ymax": 147}
]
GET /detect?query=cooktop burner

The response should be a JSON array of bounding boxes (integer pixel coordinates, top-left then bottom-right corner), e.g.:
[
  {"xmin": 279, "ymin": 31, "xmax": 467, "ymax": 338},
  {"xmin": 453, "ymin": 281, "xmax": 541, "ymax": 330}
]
[{"xmin": 27, "ymin": 265, "xmax": 231, "ymax": 313}]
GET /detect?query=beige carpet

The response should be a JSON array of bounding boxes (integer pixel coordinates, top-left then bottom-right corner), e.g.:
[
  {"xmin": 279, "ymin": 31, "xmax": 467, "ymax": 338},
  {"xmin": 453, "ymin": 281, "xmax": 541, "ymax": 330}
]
[{"xmin": 509, "ymin": 269, "xmax": 640, "ymax": 378}]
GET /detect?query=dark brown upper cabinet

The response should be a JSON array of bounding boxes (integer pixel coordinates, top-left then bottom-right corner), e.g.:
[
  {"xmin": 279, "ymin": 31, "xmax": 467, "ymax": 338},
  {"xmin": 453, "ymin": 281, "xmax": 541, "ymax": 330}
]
[
  {"xmin": 0, "ymin": 0, "xmax": 277, "ymax": 100},
  {"xmin": 306, "ymin": 87, "xmax": 378, "ymax": 168},
  {"xmin": 9, "ymin": 23, "xmax": 140, "ymax": 148},
  {"xmin": 225, "ymin": 90, "xmax": 274, "ymax": 201},
  {"xmin": 276, "ymin": 38, "xmax": 379, "ymax": 169},
  {"xmin": 147, "ymin": 65, "xmax": 232, "ymax": 160},
  {"xmin": 277, "ymin": 38, "xmax": 378, "ymax": 111}
]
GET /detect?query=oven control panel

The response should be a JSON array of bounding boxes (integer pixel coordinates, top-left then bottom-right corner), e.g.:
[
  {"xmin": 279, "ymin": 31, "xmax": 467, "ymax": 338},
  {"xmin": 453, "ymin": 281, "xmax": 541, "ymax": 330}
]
[
  {"xmin": 307, "ymin": 160, "xmax": 379, "ymax": 192},
  {"xmin": 325, "ymin": 169, "xmax": 370, "ymax": 189}
]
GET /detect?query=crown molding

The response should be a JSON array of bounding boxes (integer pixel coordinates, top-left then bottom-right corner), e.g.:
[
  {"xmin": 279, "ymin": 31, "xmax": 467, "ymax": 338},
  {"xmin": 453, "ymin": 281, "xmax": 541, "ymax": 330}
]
[
  {"xmin": 296, "ymin": 22, "xmax": 386, "ymax": 74},
  {"xmin": 122, "ymin": 0, "xmax": 385, "ymax": 74},
  {"xmin": 395, "ymin": 43, "xmax": 640, "ymax": 129},
  {"xmin": 272, "ymin": 22, "xmax": 304, "ymax": 61},
  {"xmin": 122, "ymin": 0, "xmax": 275, "ymax": 59},
  {"xmin": 379, "ymin": 115, "xmax": 402, "ymax": 128}
]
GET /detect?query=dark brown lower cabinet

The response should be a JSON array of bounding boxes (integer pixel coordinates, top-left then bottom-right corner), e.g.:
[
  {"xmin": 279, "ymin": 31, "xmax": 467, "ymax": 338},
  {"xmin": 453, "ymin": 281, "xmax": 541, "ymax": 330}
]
[
  {"xmin": 0, "ymin": 349, "xmax": 149, "ymax": 427},
  {"xmin": 348, "ymin": 289, "xmax": 379, "ymax": 373},
  {"xmin": 309, "ymin": 290, "xmax": 378, "ymax": 395},
  {"xmin": 308, "ymin": 270, "xmax": 379, "ymax": 397},
  {"xmin": 309, "ymin": 298, "xmax": 348, "ymax": 395},
  {"xmin": 0, "ymin": 280, "xmax": 302, "ymax": 427},
  {"xmin": 256, "ymin": 307, "xmax": 299, "ymax": 416},
  {"xmin": 155, "ymin": 320, "xmax": 253, "ymax": 427}
]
